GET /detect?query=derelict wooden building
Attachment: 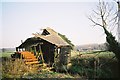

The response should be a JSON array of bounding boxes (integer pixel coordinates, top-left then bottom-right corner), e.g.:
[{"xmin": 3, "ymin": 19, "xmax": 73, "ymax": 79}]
[{"xmin": 16, "ymin": 27, "xmax": 72, "ymax": 69}]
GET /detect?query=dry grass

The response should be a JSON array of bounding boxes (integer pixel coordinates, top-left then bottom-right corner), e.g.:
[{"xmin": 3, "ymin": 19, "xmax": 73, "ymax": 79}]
[
  {"xmin": 2, "ymin": 58, "xmax": 38, "ymax": 78},
  {"xmin": 2, "ymin": 57, "xmax": 73, "ymax": 78}
]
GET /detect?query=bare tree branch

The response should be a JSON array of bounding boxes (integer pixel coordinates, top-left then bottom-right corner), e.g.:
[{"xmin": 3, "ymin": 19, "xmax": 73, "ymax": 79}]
[{"xmin": 88, "ymin": 16, "xmax": 103, "ymax": 27}]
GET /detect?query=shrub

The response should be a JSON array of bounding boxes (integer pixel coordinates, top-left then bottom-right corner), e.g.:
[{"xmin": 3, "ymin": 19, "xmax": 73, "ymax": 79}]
[{"xmin": 69, "ymin": 55, "xmax": 118, "ymax": 78}]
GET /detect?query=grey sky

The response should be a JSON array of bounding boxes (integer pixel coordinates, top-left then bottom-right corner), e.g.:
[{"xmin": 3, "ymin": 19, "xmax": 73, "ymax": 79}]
[{"xmin": 1, "ymin": 0, "xmax": 117, "ymax": 48}]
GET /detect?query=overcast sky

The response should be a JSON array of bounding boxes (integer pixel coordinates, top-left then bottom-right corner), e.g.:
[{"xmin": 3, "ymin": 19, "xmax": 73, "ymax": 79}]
[{"xmin": 0, "ymin": 0, "xmax": 118, "ymax": 48}]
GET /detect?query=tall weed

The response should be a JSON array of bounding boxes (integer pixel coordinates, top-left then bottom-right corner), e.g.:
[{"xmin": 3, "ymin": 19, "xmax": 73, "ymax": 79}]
[{"xmin": 2, "ymin": 58, "xmax": 38, "ymax": 78}]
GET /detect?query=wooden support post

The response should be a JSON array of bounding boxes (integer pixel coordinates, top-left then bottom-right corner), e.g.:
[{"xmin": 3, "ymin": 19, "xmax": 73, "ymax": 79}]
[
  {"xmin": 34, "ymin": 46, "xmax": 37, "ymax": 55},
  {"xmin": 38, "ymin": 44, "xmax": 44, "ymax": 64},
  {"xmin": 30, "ymin": 47, "xmax": 32, "ymax": 52},
  {"xmin": 20, "ymin": 53, "xmax": 22, "ymax": 59}
]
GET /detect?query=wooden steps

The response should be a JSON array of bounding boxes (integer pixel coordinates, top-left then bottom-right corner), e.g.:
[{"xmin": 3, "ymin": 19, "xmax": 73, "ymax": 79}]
[
  {"xmin": 25, "ymin": 61, "xmax": 39, "ymax": 65},
  {"xmin": 24, "ymin": 59, "xmax": 38, "ymax": 62},
  {"xmin": 21, "ymin": 51, "xmax": 39, "ymax": 65}
]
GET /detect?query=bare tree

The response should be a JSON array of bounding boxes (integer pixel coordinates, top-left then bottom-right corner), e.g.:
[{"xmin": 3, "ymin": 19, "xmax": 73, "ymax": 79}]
[
  {"xmin": 118, "ymin": 1, "xmax": 120, "ymax": 43},
  {"xmin": 88, "ymin": 0, "xmax": 120, "ymax": 77},
  {"xmin": 88, "ymin": 0, "xmax": 117, "ymax": 29}
]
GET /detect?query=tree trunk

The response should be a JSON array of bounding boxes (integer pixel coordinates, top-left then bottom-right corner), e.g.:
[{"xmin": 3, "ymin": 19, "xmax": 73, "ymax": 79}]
[{"xmin": 103, "ymin": 27, "xmax": 120, "ymax": 78}]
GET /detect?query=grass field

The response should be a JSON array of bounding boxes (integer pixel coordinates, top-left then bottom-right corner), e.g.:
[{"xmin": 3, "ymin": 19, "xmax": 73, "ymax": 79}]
[
  {"xmin": 71, "ymin": 50, "xmax": 115, "ymax": 59},
  {"xmin": 1, "ymin": 50, "xmax": 119, "ymax": 78},
  {"xmin": 0, "ymin": 52, "xmax": 14, "ymax": 58}
]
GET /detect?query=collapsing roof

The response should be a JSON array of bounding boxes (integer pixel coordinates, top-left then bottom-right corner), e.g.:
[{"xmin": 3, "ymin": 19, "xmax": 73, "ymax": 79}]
[
  {"xmin": 18, "ymin": 27, "xmax": 70, "ymax": 48},
  {"xmin": 18, "ymin": 37, "xmax": 41, "ymax": 48},
  {"xmin": 33, "ymin": 27, "xmax": 70, "ymax": 47}
]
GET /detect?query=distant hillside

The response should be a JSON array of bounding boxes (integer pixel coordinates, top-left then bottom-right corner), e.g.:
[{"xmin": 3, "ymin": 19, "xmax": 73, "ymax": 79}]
[
  {"xmin": 0, "ymin": 48, "xmax": 16, "ymax": 52},
  {"xmin": 75, "ymin": 43, "xmax": 108, "ymax": 51}
]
